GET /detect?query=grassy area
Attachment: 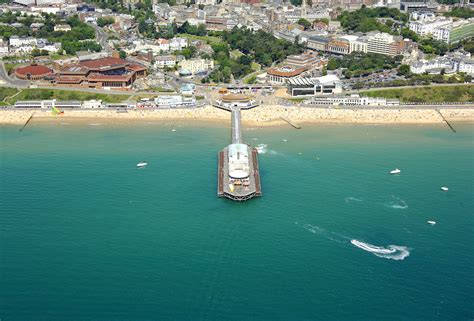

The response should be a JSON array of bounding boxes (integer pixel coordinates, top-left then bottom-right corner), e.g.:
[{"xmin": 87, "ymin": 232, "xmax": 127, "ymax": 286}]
[
  {"xmin": 0, "ymin": 87, "xmax": 19, "ymax": 101},
  {"xmin": 177, "ymin": 33, "xmax": 224, "ymax": 46},
  {"xmin": 361, "ymin": 85, "xmax": 474, "ymax": 103},
  {"xmin": 149, "ymin": 87, "xmax": 175, "ymax": 93},
  {"xmin": 4, "ymin": 89, "xmax": 131, "ymax": 104},
  {"xmin": 4, "ymin": 63, "xmax": 19, "ymax": 75}
]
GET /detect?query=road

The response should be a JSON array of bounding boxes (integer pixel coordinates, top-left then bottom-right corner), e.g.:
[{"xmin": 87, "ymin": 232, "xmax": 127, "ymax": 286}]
[
  {"xmin": 348, "ymin": 82, "xmax": 473, "ymax": 93},
  {"xmin": 88, "ymin": 23, "xmax": 113, "ymax": 53},
  {"xmin": 0, "ymin": 61, "xmax": 30, "ymax": 88}
]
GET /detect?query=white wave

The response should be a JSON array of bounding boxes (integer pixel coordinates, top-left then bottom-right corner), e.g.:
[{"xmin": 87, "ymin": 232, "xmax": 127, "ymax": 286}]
[
  {"xmin": 88, "ymin": 123, "xmax": 102, "ymax": 126},
  {"xmin": 351, "ymin": 239, "xmax": 410, "ymax": 260},
  {"xmin": 60, "ymin": 122, "xmax": 70, "ymax": 125},
  {"xmin": 345, "ymin": 197, "xmax": 363, "ymax": 203},
  {"xmin": 255, "ymin": 143, "xmax": 268, "ymax": 154},
  {"xmin": 384, "ymin": 195, "xmax": 408, "ymax": 209}
]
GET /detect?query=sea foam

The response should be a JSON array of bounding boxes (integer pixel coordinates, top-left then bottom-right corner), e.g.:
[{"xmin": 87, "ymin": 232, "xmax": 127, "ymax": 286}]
[{"xmin": 384, "ymin": 195, "xmax": 408, "ymax": 209}]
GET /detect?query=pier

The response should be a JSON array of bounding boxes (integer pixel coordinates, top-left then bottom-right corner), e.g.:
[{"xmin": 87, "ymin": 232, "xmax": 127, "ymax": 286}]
[{"xmin": 216, "ymin": 95, "xmax": 262, "ymax": 201}]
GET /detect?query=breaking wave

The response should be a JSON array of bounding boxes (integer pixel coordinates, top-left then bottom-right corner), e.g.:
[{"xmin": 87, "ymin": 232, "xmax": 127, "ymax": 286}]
[
  {"xmin": 296, "ymin": 222, "xmax": 410, "ymax": 260},
  {"xmin": 255, "ymin": 143, "xmax": 268, "ymax": 154},
  {"xmin": 351, "ymin": 240, "xmax": 410, "ymax": 260},
  {"xmin": 88, "ymin": 123, "xmax": 102, "ymax": 126},
  {"xmin": 384, "ymin": 195, "xmax": 408, "ymax": 209}
]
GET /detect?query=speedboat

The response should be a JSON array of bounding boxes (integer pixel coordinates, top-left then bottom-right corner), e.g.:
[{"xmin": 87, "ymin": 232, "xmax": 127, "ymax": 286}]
[
  {"xmin": 136, "ymin": 161, "xmax": 148, "ymax": 168},
  {"xmin": 171, "ymin": 129, "xmax": 177, "ymax": 132},
  {"xmin": 441, "ymin": 186, "xmax": 449, "ymax": 191},
  {"xmin": 282, "ymin": 139, "xmax": 288, "ymax": 142},
  {"xmin": 390, "ymin": 168, "xmax": 401, "ymax": 174},
  {"xmin": 427, "ymin": 221, "xmax": 437, "ymax": 225}
]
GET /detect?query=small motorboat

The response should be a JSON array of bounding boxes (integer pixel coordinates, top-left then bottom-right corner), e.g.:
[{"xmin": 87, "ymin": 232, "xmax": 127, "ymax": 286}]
[
  {"xmin": 390, "ymin": 168, "xmax": 401, "ymax": 174},
  {"xmin": 441, "ymin": 186, "xmax": 449, "ymax": 191},
  {"xmin": 427, "ymin": 221, "xmax": 437, "ymax": 225},
  {"xmin": 171, "ymin": 129, "xmax": 177, "ymax": 132},
  {"xmin": 282, "ymin": 139, "xmax": 288, "ymax": 142},
  {"xmin": 136, "ymin": 161, "xmax": 148, "ymax": 168}
]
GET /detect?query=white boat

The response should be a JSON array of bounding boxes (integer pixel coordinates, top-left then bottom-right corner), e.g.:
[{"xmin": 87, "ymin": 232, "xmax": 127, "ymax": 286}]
[
  {"xmin": 390, "ymin": 168, "xmax": 401, "ymax": 174},
  {"xmin": 427, "ymin": 221, "xmax": 437, "ymax": 225},
  {"xmin": 171, "ymin": 129, "xmax": 177, "ymax": 132},
  {"xmin": 136, "ymin": 161, "xmax": 148, "ymax": 168},
  {"xmin": 441, "ymin": 186, "xmax": 449, "ymax": 191},
  {"xmin": 282, "ymin": 139, "xmax": 288, "ymax": 142}
]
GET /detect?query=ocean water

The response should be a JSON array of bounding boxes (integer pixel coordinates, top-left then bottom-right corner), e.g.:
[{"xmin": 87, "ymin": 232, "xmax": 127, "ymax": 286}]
[{"xmin": 1, "ymin": 120, "xmax": 473, "ymax": 321}]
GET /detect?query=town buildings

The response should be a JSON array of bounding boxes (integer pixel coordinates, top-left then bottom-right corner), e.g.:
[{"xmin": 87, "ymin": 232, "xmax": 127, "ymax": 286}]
[{"xmin": 409, "ymin": 13, "xmax": 474, "ymax": 44}]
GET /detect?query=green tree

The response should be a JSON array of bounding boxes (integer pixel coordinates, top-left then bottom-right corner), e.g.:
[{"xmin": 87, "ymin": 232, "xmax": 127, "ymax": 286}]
[{"xmin": 297, "ymin": 18, "xmax": 311, "ymax": 30}]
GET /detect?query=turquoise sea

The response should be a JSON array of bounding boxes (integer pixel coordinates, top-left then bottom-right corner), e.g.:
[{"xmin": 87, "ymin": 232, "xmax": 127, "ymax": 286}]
[{"xmin": 1, "ymin": 120, "xmax": 473, "ymax": 321}]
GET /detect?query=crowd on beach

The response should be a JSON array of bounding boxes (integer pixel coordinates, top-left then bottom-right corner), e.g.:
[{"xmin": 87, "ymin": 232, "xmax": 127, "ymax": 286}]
[{"xmin": 1, "ymin": 105, "xmax": 474, "ymax": 126}]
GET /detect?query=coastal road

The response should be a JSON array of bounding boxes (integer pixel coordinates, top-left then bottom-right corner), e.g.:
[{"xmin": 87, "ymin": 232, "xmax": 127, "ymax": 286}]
[{"xmin": 0, "ymin": 61, "xmax": 30, "ymax": 88}]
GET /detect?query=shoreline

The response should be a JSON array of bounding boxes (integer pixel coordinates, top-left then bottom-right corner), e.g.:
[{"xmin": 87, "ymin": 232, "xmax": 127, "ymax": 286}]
[{"xmin": 1, "ymin": 105, "xmax": 474, "ymax": 126}]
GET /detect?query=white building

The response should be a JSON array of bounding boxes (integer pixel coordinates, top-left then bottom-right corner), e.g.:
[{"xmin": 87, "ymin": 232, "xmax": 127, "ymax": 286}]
[
  {"xmin": 228, "ymin": 143, "xmax": 250, "ymax": 179},
  {"xmin": 54, "ymin": 24, "xmax": 71, "ymax": 32},
  {"xmin": 303, "ymin": 94, "xmax": 400, "ymax": 106},
  {"xmin": 287, "ymin": 75, "xmax": 343, "ymax": 97},
  {"xmin": 179, "ymin": 58, "xmax": 214, "ymax": 75},
  {"xmin": 154, "ymin": 55, "xmax": 177, "ymax": 69},
  {"xmin": 409, "ymin": 18, "xmax": 452, "ymax": 37},
  {"xmin": 169, "ymin": 37, "xmax": 188, "ymax": 51},
  {"xmin": 82, "ymin": 100, "xmax": 103, "ymax": 108}
]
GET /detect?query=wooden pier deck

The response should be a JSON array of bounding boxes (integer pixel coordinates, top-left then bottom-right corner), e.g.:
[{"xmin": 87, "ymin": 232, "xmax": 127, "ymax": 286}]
[
  {"xmin": 252, "ymin": 149, "xmax": 262, "ymax": 197},
  {"xmin": 217, "ymin": 150, "xmax": 225, "ymax": 197}
]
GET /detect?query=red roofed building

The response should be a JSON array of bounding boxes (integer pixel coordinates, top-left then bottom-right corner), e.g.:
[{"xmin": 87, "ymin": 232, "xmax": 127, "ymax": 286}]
[
  {"xmin": 267, "ymin": 66, "xmax": 308, "ymax": 84},
  {"xmin": 56, "ymin": 57, "xmax": 147, "ymax": 89},
  {"xmin": 15, "ymin": 64, "xmax": 53, "ymax": 80}
]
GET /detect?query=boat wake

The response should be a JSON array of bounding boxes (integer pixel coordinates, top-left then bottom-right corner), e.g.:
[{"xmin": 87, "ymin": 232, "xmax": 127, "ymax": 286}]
[
  {"xmin": 296, "ymin": 223, "xmax": 350, "ymax": 244},
  {"xmin": 296, "ymin": 222, "xmax": 410, "ymax": 260},
  {"xmin": 384, "ymin": 195, "xmax": 408, "ymax": 209},
  {"xmin": 350, "ymin": 240, "xmax": 410, "ymax": 260},
  {"xmin": 345, "ymin": 197, "xmax": 364, "ymax": 203}
]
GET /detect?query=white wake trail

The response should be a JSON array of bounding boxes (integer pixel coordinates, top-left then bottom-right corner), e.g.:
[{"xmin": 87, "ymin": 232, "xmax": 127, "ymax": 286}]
[{"xmin": 351, "ymin": 240, "xmax": 410, "ymax": 260}]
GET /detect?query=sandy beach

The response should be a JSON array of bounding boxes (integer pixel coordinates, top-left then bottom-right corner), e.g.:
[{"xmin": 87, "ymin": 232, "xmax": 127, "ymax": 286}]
[{"xmin": 1, "ymin": 105, "xmax": 474, "ymax": 126}]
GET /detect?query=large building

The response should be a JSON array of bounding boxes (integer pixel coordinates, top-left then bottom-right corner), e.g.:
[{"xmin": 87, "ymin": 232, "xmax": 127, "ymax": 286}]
[
  {"xmin": 365, "ymin": 32, "xmax": 404, "ymax": 57},
  {"xmin": 410, "ymin": 16, "xmax": 474, "ymax": 44},
  {"xmin": 15, "ymin": 64, "xmax": 53, "ymax": 80},
  {"xmin": 266, "ymin": 66, "xmax": 308, "ymax": 84},
  {"xmin": 287, "ymin": 75, "xmax": 343, "ymax": 96},
  {"xmin": 55, "ymin": 57, "xmax": 147, "ymax": 89}
]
